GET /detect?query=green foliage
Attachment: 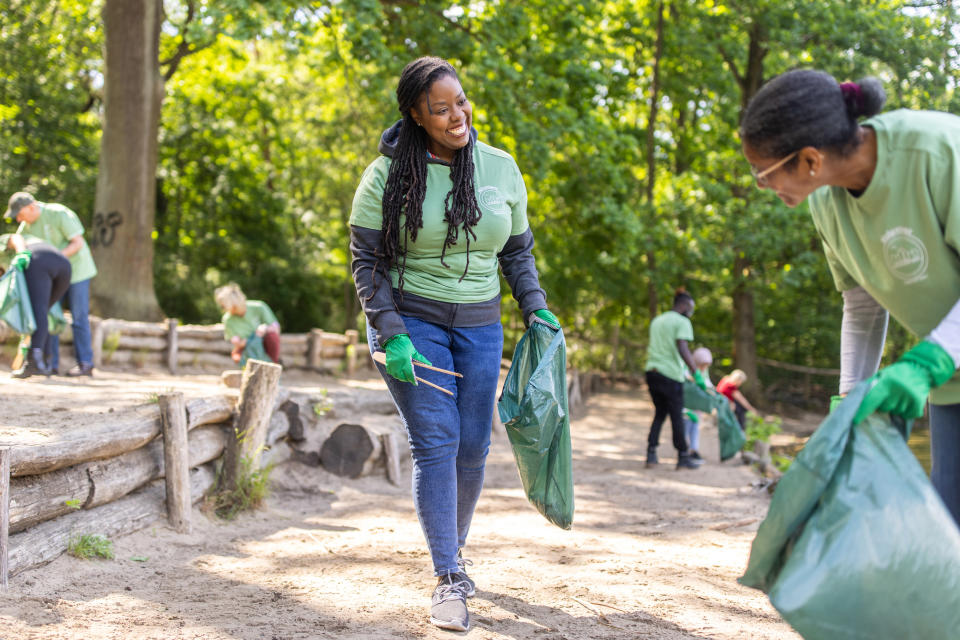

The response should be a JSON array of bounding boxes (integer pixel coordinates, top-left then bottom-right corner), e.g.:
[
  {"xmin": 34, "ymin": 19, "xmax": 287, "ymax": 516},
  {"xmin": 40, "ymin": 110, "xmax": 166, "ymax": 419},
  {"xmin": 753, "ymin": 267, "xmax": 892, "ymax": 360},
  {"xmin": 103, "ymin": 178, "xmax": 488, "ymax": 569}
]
[
  {"xmin": 64, "ymin": 499, "xmax": 82, "ymax": 510},
  {"xmin": 313, "ymin": 389, "xmax": 333, "ymax": 417},
  {"xmin": 207, "ymin": 455, "xmax": 272, "ymax": 520},
  {"xmin": 744, "ymin": 412, "xmax": 783, "ymax": 452},
  {"xmin": 2, "ymin": 0, "xmax": 958, "ymax": 391},
  {"xmin": 67, "ymin": 533, "xmax": 114, "ymax": 560}
]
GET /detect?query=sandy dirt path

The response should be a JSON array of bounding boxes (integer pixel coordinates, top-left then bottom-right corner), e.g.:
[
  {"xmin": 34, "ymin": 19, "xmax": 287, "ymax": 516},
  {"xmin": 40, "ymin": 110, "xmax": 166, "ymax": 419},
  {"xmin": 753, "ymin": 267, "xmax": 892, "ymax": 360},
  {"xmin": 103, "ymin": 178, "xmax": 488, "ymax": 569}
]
[{"xmin": 0, "ymin": 371, "xmax": 800, "ymax": 639}]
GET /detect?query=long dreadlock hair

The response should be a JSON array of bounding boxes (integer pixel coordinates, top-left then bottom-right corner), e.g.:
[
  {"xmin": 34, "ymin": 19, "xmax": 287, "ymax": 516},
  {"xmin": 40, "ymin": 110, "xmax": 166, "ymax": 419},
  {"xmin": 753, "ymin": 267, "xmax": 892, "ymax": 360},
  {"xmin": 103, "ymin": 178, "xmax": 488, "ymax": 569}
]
[{"xmin": 379, "ymin": 56, "xmax": 483, "ymax": 293}]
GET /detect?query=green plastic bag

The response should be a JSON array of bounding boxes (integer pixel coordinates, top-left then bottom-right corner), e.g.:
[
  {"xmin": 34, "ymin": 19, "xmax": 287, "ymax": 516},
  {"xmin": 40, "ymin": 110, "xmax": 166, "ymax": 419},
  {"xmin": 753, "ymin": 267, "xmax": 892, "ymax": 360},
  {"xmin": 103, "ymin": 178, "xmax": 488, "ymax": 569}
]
[
  {"xmin": 0, "ymin": 268, "xmax": 36, "ymax": 335},
  {"xmin": 740, "ymin": 382, "xmax": 960, "ymax": 639},
  {"xmin": 240, "ymin": 334, "xmax": 271, "ymax": 367},
  {"xmin": 682, "ymin": 381, "xmax": 746, "ymax": 461},
  {"xmin": 498, "ymin": 322, "xmax": 574, "ymax": 529},
  {"xmin": 48, "ymin": 301, "xmax": 67, "ymax": 335}
]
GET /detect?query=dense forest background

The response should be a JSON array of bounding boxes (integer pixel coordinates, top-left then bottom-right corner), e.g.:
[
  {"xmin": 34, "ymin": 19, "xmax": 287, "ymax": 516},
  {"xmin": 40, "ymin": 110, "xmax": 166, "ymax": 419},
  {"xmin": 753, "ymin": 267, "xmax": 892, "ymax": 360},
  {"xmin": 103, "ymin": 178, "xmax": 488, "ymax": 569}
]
[{"xmin": 2, "ymin": 0, "xmax": 958, "ymax": 401}]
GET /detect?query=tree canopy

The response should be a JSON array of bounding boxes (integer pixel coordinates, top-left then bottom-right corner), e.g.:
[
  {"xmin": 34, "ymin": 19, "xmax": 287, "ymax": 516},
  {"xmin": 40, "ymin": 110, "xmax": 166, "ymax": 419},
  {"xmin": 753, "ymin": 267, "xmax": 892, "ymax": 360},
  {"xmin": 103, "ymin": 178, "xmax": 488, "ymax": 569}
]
[{"xmin": 2, "ymin": 0, "xmax": 957, "ymax": 400}]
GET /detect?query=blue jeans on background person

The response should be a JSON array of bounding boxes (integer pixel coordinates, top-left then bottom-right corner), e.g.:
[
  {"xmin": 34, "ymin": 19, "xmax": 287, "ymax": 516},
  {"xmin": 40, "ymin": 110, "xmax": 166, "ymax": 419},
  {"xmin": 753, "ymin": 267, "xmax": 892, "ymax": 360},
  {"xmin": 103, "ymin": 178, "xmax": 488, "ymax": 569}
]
[
  {"xmin": 930, "ymin": 402, "xmax": 960, "ymax": 527},
  {"xmin": 46, "ymin": 278, "xmax": 93, "ymax": 370},
  {"xmin": 367, "ymin": 316, "xmax": 503, "ymax": 577},
  {"xmin": 684, "ymin": 413, "xmax": 701, "ymax": 453}
]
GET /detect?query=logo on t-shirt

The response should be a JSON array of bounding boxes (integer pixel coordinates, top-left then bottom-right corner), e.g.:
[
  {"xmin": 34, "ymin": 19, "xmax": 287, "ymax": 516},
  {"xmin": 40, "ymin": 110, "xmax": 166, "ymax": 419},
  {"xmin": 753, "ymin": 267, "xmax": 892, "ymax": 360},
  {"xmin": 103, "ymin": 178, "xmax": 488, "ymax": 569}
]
[
  {"xmin": 478, "ymin": 186, "xmax": 509, "ymax": 216},
  {"xmin": 882, "ymin": 227, "xmax": 928, "ymax": 284}
]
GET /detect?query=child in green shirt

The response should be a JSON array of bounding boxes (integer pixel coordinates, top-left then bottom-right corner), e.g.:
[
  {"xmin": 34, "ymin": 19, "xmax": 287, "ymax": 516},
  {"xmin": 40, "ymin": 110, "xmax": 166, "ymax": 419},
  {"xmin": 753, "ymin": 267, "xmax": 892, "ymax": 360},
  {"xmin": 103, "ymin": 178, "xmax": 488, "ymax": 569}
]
[{"xmin": 213, "ymin": 283, "xmax": 280, "ymax": 365}]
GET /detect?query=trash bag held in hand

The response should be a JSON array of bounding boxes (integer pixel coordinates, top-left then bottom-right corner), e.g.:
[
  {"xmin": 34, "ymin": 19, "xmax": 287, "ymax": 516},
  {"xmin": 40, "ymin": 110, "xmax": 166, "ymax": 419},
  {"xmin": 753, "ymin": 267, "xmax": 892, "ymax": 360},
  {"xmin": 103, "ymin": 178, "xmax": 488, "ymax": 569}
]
[
  {"xmin": 0, "ymin": 268, "xmax": 36, "ymax": 336},
  {"xmin": 740, "ymin": 382, "xmax": 960, "ymax": 640},
  {"xmin": 48, "ymin": 301, "xmax": 67, "ymax": 335},
  {"xmin": 683, "ymin": 381, "xmax": 745, "ymax": 461},
  {"xmin": 498, "ymin": 322, "xmax": 574, "ymax": 529},
  {"xmin": 240, "ymin": 334, "xmax": 271, "ymax": 367}
]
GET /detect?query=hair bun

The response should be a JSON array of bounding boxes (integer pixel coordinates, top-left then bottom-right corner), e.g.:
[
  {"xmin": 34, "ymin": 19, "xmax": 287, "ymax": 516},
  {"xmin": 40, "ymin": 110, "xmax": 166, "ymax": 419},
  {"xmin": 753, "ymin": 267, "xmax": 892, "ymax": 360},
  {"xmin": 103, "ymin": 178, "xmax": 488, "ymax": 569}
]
[{"xmin": 840, "ymin": 77, "xmax": 886, "ymax": 119}]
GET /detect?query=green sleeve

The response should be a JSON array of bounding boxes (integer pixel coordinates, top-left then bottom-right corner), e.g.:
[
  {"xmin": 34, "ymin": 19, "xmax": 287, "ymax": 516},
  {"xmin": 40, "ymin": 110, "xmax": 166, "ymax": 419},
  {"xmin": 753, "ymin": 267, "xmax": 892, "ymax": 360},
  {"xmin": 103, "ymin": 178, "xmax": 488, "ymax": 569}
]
[
  {"xmin": 821, "ymin": 239, "xmax": 858, "ymax": 292},
  {"xmin": 677, "ymin": 315, "xmax": 694, "ymax": 342},
  {"xmin": 255, "ymin": 301, "xmax": 278, "ymax": 326},
  {"xmin": 927, "ymin": 138, "xmax": 960, "ymax": 256},
  {"xmin": 510, "ymin": 161, "xmax": 529, "ymax": 235},
  {"xmin": 56, "ymin": 206, "xmax": 85, "ymax": 240},
  {"xmin": 222, "ymin": 312, "xmax": 240, "ymax": 340},
  {"xmin": 350, "ymin": 157, "xmax": 389, "ymax": 230}
]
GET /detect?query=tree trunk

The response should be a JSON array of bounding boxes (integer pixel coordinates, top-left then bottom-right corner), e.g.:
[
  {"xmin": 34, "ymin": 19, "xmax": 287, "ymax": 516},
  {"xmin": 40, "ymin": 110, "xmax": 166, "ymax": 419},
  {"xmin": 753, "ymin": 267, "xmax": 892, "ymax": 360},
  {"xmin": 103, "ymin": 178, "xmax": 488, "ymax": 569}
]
[
  {"xmin": 91, "ymin": 0, "xmax": 164, "ymax": 320},
  {"xmin": 644, "ymin": 0, "xmax": 666, "ymax": 320}
]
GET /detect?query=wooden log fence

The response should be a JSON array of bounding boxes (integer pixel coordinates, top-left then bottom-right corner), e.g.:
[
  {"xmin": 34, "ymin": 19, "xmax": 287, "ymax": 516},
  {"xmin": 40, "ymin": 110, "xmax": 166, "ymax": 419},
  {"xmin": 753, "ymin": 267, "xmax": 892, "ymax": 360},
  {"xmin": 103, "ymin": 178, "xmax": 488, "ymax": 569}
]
[
  {"xmin": 24, "ymin": 316, "xmax": 361, "ymax": 374},
  {"xmin": 0, "ymin": 376, "xmax": 405, "ymax": 581}
]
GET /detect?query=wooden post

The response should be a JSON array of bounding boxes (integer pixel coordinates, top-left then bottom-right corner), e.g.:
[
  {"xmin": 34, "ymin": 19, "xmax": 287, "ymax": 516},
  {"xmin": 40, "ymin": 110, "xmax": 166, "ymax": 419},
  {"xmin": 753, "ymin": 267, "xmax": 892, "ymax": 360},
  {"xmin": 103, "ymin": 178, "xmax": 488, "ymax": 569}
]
[
  {"xmin": 1, "ymin": 447, "xmax": 10, "ymax": 590},
  {"xmin": 159, "ymin": 393, "xmax": 191, "ymax": 533},
  {"xmin": 221, "ymin": 360, "xmax": 282, "ymax": 490},
  {"xmin": 166, "ymin": 318, "xmax": 179, "ymax": 374},
  {"xmin": 308, "ymin": 328, "xmax": 324, "ymax": 370},
  {"xmin": 345, "ymin": 329, "xmax": 359, "ymax": 375},
  {"xmin": 90, "ymin": 317, "xmax": 104, "ymax": 368}
]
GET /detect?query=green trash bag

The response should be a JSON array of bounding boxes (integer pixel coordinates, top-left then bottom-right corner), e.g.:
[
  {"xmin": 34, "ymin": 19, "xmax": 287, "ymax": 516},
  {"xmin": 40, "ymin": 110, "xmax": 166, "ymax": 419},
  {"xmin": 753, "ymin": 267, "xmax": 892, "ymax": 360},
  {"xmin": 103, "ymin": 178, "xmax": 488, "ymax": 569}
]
[
  {"xmin": 497, "ymin": 322, "xmax": 574, "ymax": 529},
  {"xmin": 48, "ymin": 301, "xmax": 67, "ymax": 335},
  {"xmin": 682, "ymin": 381, "xmax": 745, "ymax": 461},
  {"xmin": 240, "ymin": 334, "xmax": 271, "ymax": 367},
  {"xmin": 740, "ymin": 381, "xmax": 960, "ymax": 640},
  {"xmin": 0, "ymin": 268, "xmax": 37, "ymax": 335}
]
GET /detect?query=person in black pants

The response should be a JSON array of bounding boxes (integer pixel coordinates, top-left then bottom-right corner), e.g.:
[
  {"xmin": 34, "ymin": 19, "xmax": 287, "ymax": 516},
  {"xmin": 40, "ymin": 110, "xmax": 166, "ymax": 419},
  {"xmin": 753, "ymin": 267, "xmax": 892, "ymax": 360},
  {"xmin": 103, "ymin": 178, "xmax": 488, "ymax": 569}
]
[
  {"xmin": 643, "ymin": 290, "xmax": 708, "ymax": 470},
  {"xmin": 3, "ymin": 234, "xmax": 71, "ymax": 378}
]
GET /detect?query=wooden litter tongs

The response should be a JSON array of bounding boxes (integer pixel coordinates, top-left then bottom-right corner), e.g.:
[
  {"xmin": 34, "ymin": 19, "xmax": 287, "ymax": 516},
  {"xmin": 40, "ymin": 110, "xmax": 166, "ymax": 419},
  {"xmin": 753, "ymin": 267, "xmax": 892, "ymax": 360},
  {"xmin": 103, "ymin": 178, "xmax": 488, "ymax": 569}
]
[{"xmin": 371, "ymin": 351, "xmax": 462, "ymax": 396}]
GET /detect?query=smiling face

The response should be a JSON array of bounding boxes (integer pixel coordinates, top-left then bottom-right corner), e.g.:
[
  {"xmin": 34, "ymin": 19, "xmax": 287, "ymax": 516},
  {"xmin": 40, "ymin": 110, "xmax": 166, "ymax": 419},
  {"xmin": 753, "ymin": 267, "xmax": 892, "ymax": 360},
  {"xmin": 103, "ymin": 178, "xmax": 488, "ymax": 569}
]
[
  {"xmin": 409, "ymin": 73, "xmax": 472, "ymax": 162},
  {"xmin": 742, "ymin": 143, "xmax": 823, "ymax": 209}
]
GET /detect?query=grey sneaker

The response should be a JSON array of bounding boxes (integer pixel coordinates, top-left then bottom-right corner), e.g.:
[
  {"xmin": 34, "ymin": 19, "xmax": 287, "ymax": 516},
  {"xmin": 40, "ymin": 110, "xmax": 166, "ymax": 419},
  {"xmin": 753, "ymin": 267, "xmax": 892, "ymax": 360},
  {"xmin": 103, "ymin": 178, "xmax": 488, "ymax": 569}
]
[
  {"xmin": 676, "ymin": 453, "xmax": 703, "ymax": 470},
  {"xmin": 430, "ymin": 574, "xmax": 470, "ymax": 631},
  {"xmin": 456, "ymin": 549, "xmax": 476, "ymax": 597},
  {"xmin": 645, "ymin": 448, "xmax": 659, "ymax": 468}
]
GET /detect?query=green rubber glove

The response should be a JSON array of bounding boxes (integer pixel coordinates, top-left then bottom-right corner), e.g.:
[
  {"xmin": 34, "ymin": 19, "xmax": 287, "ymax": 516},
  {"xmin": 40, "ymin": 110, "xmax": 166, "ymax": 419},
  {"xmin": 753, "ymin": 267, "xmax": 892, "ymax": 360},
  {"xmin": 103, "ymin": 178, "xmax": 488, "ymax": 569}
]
[
  {"xmin": 829, "ymin": 395, "xmax": 844, "ymax": 413},
  {"xmin": 383, "ymin": 334, "xmax": 432, "ymax": 385},
  {"xmin": 853, "ymin": 341, "xmax": 956, "ymax": 424},
  {"xmin": 692, "ymin": 368, "xmax": 707, "ymax": 391},
  {"xmin": 684, "ymin": 409, "xmax": 699, "ymax": 424},
  {"xmin": 530, "ymin": 309, "xmax": 560, "ymax": 330},
  {"xmin": 11, "ymin": 250, "xmax": 31, "ymax": 271}
]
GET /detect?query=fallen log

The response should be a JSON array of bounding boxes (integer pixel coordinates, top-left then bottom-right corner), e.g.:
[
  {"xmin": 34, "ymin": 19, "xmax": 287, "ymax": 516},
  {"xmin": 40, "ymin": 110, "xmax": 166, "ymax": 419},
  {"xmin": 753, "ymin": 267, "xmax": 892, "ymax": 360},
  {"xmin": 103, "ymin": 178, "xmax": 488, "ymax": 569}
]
[
  {"xmin": 101, "ymin": 350, "xmax": 167, "ymax": 368},
  {"xmin": 177, "ymin": 351, "xmax": 236, "ymax": 369},
  {"xmin": 185, "ymin": 394, "xmax": 236, "ymax": 430},
  {"xmin": 7, "ymin": 464, "xmax": 215, "ymax": 577},
  {"xmin": 1, "ymin": 447, "xmax": 9, "ymax": 589},
  {"xmin": 175, "ymin": 325, "xmax": 225, "ymax": 339},
  {"xmin": 9, "ymin": 425, "xmax": 226, "ymax": 534},
  {"xmin": 101, "ymin": 319, "xmax": 168, "ymax": 337},
  {"xmin": 319, "ymin": 417, "xmax": 406, "ymax": 479},
  {"xmin": 3, "ymin": 404, "xmax": 162, "ymax": 477}
]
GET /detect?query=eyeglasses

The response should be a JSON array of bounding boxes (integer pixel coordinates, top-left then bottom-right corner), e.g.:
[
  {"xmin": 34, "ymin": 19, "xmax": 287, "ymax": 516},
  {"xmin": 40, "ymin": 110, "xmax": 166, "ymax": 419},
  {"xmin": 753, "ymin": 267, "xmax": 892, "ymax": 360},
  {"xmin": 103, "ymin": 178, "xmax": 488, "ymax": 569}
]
[{"xmin": 750, "ymin": 150, "xmax": 798, "ymax": 185}]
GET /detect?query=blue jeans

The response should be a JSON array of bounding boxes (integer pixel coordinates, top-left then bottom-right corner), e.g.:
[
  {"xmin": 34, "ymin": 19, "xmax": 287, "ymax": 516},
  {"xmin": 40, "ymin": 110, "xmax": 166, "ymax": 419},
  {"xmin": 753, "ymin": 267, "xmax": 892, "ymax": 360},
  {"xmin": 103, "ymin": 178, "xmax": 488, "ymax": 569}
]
[
  {"xmin": 684, "ymin": 414, "xmax": 701, "ymax": 453},
  {"xmin": 368, "ymin": 316, "xmax": 503, "ymax": 576},
  {"xmin": 930, "ymin": 402, "xmax": 960, "ymax": 526},
  {"xmin": 46, "ymin": 278, "xmax": 93, "ymax": 369}
]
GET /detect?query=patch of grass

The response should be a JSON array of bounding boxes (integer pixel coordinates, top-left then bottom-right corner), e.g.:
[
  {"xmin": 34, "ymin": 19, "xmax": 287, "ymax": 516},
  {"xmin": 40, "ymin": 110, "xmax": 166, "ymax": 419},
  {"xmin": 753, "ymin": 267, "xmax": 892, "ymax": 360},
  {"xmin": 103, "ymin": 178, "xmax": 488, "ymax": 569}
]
[
  {"xmin": 313, "ymin": 389, "xmax": 333, "ymax": 417},
  {"xmin": 67, "ymin": 533, "xmax": 114, "ymax": 560},
  {"xmin": 64, "ymin": 499, "xmax": 82, "ymax": 510},
  {"xmin": 772, "ymin": 453, "xmax": 793, "ymax": 473},
  {"xmin": 743, "ymin": 412, "xmax": 783, "ymax": 452},
  {"xmin": 206, "ymin": 455, "xmax": 273, "ymax": 520},
  {"xmin": 102, "ymin": 330, "xmax": 121, "ymax": 363},
  {"xmin": 144, "ymin": 386, "xmax": 176, "ymax": 404}
]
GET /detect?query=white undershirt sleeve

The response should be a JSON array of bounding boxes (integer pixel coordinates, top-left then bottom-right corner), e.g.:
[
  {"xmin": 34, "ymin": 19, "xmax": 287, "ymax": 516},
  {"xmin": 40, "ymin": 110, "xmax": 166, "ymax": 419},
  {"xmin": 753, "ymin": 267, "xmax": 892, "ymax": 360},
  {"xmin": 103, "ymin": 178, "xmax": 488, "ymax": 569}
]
[
  {"xmin": 928, "ymin": 296, "xmax": 960, "ymax": 369},
  {"xmin": 839, "ymin": 286, "xmax": 889, "ymax": 395}
]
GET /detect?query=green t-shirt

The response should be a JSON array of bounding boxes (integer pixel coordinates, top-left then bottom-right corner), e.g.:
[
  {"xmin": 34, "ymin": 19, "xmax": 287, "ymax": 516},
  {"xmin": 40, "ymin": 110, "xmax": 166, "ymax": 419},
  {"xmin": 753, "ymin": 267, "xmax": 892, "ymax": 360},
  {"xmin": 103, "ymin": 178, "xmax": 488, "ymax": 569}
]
[
  {"xmin": 21, "ymin": 202, "xmax": 97, "ymax": 284},
  {"xmin": 809, "ymin": 109, "xmax": 960, "ymax": 405},
  {"xmin": 644, "ymin": 310, "xmax": 695, "ymax": 383},
  {"xmin": 349, "ymin": 140, "xmax": 529, "ymax": 304},
  {"xmin": 222, "ymin": 300, "xmax": 278, "ymax": 341}
]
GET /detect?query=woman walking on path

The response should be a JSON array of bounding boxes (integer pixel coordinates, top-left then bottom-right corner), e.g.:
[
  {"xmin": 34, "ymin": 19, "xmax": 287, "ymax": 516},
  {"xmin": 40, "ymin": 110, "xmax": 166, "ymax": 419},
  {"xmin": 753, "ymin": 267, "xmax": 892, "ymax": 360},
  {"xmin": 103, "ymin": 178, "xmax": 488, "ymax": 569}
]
[
  {"xmin": 740, "ymin": 69, "xmax": 960, "ymax": 524},
  {"xmin": 349, "ymin": 56, "xmax": 559, "ymax": 632}
]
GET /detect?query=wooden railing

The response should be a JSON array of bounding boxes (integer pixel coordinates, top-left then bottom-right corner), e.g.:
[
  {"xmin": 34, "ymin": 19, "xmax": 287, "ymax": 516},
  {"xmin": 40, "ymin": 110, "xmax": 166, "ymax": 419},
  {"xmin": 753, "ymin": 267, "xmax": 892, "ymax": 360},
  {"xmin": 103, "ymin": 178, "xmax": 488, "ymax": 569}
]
[{"xmin": 11, "ymin": 317, "xmax": 362, "ymax": 374}]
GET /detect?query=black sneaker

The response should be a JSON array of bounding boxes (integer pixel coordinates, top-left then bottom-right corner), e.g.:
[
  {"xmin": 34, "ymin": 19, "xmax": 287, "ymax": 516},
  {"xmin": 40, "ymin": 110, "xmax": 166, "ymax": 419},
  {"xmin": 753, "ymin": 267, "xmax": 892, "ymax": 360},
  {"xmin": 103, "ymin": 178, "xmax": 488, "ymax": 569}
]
[
  {"xmin": 430, "ymin": 574, "xmax": 470, "ymax": 631},
  {"xmin": 456, "ymin": 549, "xmax": 476, "ymax": 597},
  {"xmin": 645, "ymin": 448, "xmax": 659, "ymax": 468},
  {"xmin": 690, "ymin": 450, "xmax": 703, "ymax": 461},
  {"xmin": 676, "ymin": 454, "xmax": 702, "ymax": 470}
]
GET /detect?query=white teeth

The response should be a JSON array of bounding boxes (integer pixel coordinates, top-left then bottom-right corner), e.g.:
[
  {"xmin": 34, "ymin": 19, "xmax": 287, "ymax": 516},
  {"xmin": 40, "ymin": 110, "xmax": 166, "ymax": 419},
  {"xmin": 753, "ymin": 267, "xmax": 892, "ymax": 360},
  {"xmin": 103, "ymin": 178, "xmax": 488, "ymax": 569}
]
[{"xmin": 449, "ymin": 125, "xmax": 466, "ymax": 135}]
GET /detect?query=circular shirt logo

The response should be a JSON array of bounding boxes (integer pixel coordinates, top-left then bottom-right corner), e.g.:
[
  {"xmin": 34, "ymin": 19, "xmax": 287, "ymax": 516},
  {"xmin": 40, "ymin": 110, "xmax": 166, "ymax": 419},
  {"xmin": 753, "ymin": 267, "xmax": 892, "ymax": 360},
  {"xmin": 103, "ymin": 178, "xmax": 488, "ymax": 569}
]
[
  {"xmin": 881, "ymin": 227, "xmax": 928, "ymax": 284},
  {"xmin": 478, "ymin": 186, "xmax": 509, "ymax": 215}
]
